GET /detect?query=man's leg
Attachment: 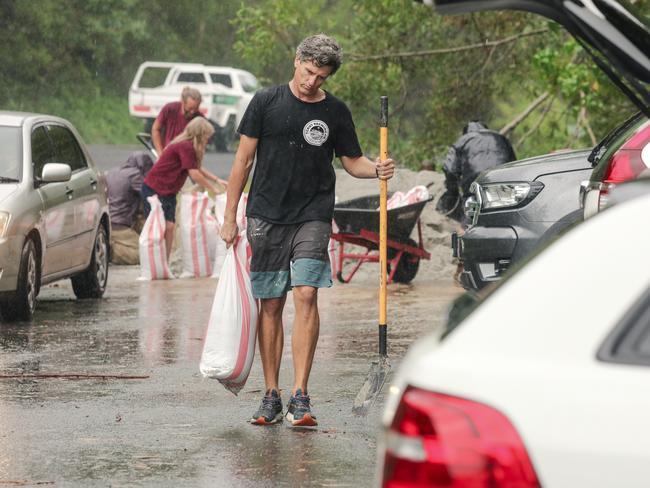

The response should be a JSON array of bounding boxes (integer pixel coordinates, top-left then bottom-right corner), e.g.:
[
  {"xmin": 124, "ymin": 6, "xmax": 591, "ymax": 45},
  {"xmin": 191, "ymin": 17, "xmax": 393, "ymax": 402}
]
[
  {"xmin": 291, "ymin": 285, "xmax": 319, "ymax": 394},
  {"xmin": 258, "ymin": 296, "xmax": 287, "ymax": 392}
]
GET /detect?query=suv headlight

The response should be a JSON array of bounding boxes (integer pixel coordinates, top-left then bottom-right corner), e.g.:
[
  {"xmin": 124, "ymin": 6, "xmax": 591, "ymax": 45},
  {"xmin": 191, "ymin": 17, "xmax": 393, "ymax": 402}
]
[
  {"xmin": 481, "ymin": 182, "xmax": 544, "ymax": 210},
  {"xmin": 0, "ymin": 212, "xmax": 10, "ymax": 237}
]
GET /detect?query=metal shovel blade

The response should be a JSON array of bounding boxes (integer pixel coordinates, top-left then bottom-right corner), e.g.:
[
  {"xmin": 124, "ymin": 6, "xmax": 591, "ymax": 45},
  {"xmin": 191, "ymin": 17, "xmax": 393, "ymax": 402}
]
[{"xmin": 352, "ymin": 356, "xmax": 391, "ymax": 415}]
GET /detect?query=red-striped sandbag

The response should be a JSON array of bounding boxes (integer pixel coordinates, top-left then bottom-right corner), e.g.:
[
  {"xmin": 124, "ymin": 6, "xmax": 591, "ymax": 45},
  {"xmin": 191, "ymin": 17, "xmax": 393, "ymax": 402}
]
[
  {"xmin": 180, "ymin": 192, "xmax": 217, "ymax": 278},
  {"xmin": 199, "ymin": 234, "xmax": 258, "ymax": 394},
  {"xmin": 139, "ymin": 195, "xmax": 171, "ymax": 280}
]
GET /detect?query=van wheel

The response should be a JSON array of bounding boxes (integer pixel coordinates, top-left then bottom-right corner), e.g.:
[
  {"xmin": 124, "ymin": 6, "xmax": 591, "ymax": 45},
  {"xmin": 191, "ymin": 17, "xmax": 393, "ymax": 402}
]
[
  {"xmin": 71, "ymin": 226, "xmax": 109, "ymax": 299},
  {"xmin": 1, "ymin": 238, "xmax": 39, "ymax": 321}
]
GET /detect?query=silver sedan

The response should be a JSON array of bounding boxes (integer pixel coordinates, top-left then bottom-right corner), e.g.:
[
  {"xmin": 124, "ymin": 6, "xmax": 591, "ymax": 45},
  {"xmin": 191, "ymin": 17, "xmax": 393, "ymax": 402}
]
[{"xmin": 0, "ymin": 111, "xmax": 110, "ymax": 321}]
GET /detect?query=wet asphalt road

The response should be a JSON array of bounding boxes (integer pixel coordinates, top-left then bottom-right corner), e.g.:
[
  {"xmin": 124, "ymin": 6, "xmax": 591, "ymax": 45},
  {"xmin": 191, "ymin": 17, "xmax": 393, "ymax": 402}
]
[
  {"xmin": 0, "ymin": 145, "xmax": 462, "ymax": 486},
  {"xmin": 0, "ymin": 266, "xmax": 460, "ymax": 487}
]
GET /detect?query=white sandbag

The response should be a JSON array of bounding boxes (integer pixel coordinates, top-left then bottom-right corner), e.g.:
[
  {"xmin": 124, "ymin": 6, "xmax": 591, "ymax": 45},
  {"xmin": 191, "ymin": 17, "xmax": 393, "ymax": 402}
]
[
  {"xmin": 180, "ymin": 192, "xmax": 217, "ymax": 278},
  {"xmin": 139, "ymin": 195, "xmax": 172, "ymax": 280},
  {"xmin": 200, "ymin": 235, "xmax": 258, "ymax": 395},
  {"xmin": 211, "ymin": 237, "xmax": 228, "ymax": 279}
]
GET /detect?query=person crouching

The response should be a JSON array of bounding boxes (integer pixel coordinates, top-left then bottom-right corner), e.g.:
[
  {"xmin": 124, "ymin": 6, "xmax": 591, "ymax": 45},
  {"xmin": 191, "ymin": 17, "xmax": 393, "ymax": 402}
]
[{"xmin": 141, "ymin": 117, "xmax": 224, "ymax": 261}]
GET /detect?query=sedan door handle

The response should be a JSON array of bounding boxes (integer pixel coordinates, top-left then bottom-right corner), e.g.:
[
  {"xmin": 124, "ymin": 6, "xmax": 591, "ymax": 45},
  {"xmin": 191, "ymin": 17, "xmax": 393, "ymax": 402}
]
[
  {"xmin": 89, "ymin": 179, "xmax": 97, "ymax": 186},
  {"xmin": 65, "ymin": 188, "xmax": 74, "ymax": 199}
]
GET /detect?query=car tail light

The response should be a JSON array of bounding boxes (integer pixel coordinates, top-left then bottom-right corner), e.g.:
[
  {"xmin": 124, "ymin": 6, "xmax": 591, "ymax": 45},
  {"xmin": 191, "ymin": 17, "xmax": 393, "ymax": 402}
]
[
  {"xmin": 382, "ymin": 387, "xmax": 540, "ymax": 488},
  {"xmin": 602, "ymin": 122, "xmax": 650, "ymax": 184}
]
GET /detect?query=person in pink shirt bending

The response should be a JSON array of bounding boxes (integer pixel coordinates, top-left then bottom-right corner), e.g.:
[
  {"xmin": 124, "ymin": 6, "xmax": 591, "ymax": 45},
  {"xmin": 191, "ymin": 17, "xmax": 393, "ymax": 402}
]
[
  {"xmin": 151, "ymin": 86, "xmax": 203, "ymax": 156},
  {"xmin": 142, "ymin": 117, "xmax": 225, "ymax": 259}
]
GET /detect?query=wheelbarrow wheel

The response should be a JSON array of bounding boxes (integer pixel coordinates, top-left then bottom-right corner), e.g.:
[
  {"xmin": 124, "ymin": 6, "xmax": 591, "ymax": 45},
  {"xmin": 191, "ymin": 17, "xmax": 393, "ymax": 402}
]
[{"xmin": 388, "ymin": 238, "xmax": 420, "ymax": 284}]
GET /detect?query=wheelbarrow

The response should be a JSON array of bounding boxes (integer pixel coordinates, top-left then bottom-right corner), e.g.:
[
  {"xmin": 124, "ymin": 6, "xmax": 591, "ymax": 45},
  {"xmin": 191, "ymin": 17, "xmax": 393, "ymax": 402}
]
[{"xmin": 331, "ymin": 194, "xmax": 432, "ymax": 284}]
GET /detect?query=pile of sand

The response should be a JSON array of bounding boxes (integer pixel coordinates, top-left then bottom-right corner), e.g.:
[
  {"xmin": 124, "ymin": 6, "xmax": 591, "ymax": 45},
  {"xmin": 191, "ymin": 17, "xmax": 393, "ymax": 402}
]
[{"xmin": 334, "ymin": 168, "xmax": 458, "ymax": 284}]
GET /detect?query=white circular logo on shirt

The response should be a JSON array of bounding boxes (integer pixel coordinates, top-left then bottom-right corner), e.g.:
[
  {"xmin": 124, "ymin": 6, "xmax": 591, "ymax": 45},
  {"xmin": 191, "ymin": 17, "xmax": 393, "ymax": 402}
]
[{"xmin": 303, "ymin": 120, "xmax": 330, "ymax": 146}]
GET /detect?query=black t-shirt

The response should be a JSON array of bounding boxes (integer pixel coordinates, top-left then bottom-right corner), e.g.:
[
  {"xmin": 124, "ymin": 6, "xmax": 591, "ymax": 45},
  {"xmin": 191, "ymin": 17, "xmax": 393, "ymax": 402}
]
[{"xmin": 238, "ymin": 84, "xmax": 363, "ymax": 224}]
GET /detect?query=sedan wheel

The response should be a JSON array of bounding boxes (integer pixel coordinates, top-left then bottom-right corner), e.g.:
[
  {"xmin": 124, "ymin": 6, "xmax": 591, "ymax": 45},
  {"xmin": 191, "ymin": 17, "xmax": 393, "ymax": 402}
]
[
  {"xmin": 1, "ymin": 238, "xmax": 39, "ymax": 322},
  {"xmin": 71, "ymin": 225, "xmax": 109, "ymax": 299}
]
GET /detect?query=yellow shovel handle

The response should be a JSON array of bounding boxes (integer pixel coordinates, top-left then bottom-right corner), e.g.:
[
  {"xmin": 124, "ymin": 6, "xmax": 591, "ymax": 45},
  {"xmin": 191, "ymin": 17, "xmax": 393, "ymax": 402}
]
[{"xmin": 379, "ymin": 97, "xmax": 388, "ymax": 328}]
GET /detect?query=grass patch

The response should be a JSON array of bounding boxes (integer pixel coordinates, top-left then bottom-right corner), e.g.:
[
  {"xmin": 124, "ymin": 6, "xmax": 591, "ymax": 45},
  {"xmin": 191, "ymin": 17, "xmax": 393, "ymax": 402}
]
[{"xmin": 3, "ymin": 90, "xmax": 143, "ymax": 145}]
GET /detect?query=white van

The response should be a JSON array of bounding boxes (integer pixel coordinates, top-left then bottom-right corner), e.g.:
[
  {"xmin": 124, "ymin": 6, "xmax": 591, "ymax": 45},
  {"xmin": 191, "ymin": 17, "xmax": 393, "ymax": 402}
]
[{"xmin": 128, "ymin": 62, "xmax": 259, "ymax": 151}]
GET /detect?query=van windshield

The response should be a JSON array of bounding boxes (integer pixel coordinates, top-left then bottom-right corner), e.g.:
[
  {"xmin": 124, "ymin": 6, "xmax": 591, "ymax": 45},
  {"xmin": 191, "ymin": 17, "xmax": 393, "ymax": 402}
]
[
  {"xmin": 238, "ymin": 72, "xmax": 259, "ymax": 93},
  {"xmin": 0, "ymin": 127, "xmax": 21, "ymax": 182}
]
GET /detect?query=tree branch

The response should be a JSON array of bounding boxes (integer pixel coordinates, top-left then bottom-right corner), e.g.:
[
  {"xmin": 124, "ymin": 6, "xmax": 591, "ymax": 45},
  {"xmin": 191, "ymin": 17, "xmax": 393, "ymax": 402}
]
[
  {"xmin": 499, "ymin": 91, "xmax": 550, "ymax": 136},
  {"xmin": 348, "ymin": 28, "xmax": 548, "ymax": 62},
  {"xmin": 515, "ymin": 93, "xmax": 557, "ymax": 149}
]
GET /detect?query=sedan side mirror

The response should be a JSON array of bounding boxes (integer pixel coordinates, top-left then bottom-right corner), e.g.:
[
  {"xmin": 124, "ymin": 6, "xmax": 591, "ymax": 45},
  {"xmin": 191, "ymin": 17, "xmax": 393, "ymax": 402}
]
[{"xmin": 41, "ymin": 163, "xmax": 72, "ymax": 183}]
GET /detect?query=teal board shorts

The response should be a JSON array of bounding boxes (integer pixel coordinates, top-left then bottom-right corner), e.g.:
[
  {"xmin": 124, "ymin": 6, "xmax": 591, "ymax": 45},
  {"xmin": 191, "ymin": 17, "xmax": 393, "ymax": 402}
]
[{"xmin": 246, "ymin": 217, "xmax": 332, "ymax": 299}]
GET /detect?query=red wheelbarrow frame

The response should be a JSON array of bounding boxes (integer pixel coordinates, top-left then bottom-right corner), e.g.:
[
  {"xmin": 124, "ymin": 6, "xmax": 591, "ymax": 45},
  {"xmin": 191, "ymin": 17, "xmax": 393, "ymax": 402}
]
[{"xmin": 331, "ymin": 219, "xmax": 430, "ymax": 284}]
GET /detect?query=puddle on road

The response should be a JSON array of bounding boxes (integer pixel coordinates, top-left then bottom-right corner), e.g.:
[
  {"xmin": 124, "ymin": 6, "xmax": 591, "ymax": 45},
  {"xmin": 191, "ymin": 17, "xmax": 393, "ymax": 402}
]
[{"xmin": 0, "ymin": 266, "xmax": 463, "ymax": 486}]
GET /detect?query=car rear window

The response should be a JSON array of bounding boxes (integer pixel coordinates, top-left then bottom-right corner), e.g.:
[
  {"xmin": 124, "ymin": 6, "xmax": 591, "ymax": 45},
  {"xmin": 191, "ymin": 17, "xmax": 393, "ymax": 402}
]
[
  {"xmin": 137, "ymin": 67, "xmax": 170, "ymax": 89},
  {"xmin": 0, "ymin": 126, "xmax": 22, "ymax": 181},
  {"xmin": 598, "ymin": 286, "xmax": 650, "ymax": 366}
]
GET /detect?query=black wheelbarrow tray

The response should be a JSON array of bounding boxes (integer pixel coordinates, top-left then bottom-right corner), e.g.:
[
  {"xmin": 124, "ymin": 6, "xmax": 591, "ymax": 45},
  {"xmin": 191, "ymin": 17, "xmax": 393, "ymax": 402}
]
[{"xmin": 331, "ymin": 194, "xmax": 432, "ymax": 284}]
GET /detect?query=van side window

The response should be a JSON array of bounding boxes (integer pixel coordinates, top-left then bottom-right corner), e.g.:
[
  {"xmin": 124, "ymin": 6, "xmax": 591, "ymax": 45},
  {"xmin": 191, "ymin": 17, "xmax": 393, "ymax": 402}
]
[
  {"xmin": 210, "ymin": 73, "xmax": 233, "ymax": 87},
  {"xmin": 31, "ymin": 126, "xmax": 56, "ymax": 180},
  {"xmin": 177, "ymin": 72, "xmax": 207, "ymax": 83},
  {"xmin": 48, "ymin": 125, "xmax": 87, "ymax": 172}
]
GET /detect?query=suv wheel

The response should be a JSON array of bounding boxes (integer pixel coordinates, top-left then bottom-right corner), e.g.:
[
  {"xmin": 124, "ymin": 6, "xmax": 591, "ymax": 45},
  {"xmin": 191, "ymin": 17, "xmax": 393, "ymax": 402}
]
[
  {"xmin": 1, "ymin": 238, "xmax": 39, "ymax": 321},
  {"xmin": 71, "ymin": 225, "xmax": 109, "ymax": 299}
]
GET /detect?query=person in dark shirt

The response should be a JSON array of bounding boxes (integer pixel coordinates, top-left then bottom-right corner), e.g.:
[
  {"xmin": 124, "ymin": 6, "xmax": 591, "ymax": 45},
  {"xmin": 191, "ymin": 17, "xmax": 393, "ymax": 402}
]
[
  {"xmin": 436, "ymin": 120, "xmax": 516, "ymax": 224},
  {"xmin": 151, "ymin": 87, "xmax": 203, "ymax": 156},
  {"xmin": 436, "ymin": 120, "xmax": 516, "ymax": 283},
  {"xmin": 220, "ymin": 34, "xmax": 395, "ymax": 427},
  {"xmin": 106, "ymin": 151, "xmax": 154, "ymax": 264},
  {"xmin": 142, "ymin": 117, "xmax": 225, "ymax": 260}
]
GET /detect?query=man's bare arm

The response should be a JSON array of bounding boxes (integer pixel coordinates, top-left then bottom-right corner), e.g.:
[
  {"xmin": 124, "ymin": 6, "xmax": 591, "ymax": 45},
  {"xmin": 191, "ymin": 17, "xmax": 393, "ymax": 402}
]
[
  {"xmin": 151, "ymin": 118, "xmax": 164, "ymax": 156},
  {"xmin": 340, "ymin": 155, "xmax": 395, "ymax": 180},
  {"xmin": 220, "ymin": 135, "xmax": 258, "ymax": 246}
]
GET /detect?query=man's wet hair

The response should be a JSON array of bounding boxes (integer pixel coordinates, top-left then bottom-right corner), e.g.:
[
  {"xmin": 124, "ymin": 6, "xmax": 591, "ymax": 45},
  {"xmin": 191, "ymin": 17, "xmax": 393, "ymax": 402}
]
[
  {"xmin": 181, "ymin": 86, "xmax": 202, "ymax": 103},
  {"xmin": 296, "ymin": 34, "xmax": 342, "ymax": 75}
]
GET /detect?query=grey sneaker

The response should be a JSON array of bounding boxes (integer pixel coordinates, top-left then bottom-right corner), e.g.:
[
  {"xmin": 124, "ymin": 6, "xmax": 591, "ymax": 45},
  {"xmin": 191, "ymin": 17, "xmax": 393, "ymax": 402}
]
[
  {"xmin": 285, "ymin": 389, "xmax": 317, "ymax": 427},
  {"xmin": 250, "ymin": 389, "xmax": 283, "ymax": 425}
]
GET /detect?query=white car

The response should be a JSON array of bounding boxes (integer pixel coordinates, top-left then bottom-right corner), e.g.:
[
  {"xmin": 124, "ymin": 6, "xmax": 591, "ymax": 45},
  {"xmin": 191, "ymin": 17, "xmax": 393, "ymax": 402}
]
[
  {"xmin": 379, "ymin": 1, "xmax": 650, "ymax": 486},
  {"xmin": 378, "ymin": 189, "xmax": 650, "ymax": 488},
  {"xmin": 0, "ymin": 112, "xmax": 110, "ymax": 321}
]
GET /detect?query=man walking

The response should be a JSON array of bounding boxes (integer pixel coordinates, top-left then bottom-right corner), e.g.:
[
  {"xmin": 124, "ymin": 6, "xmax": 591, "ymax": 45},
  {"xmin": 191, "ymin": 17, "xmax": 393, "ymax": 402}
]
[
  {"xmin": 220, "ymin": 34, "xmax": 395, "ymax": 427},
  {"xmin": 151, "ymin": 86, "xmax": 204, "ymax": 156}
]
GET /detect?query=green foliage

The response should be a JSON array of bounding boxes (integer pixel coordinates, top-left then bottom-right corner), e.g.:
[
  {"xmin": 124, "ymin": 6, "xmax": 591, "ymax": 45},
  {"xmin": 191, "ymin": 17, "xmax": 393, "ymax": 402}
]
[
  {"xmin": 0, "ymin": 0, "xmax": 644, "ymax": 162},
  {"xmin": 0, "ymin": 0, "xmax": 252, "ymax": 144}
]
